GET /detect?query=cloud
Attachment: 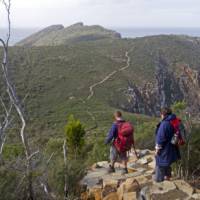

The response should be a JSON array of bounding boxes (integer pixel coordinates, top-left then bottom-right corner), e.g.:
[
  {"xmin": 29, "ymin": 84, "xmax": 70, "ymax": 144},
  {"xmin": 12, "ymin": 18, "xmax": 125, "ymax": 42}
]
[{"xmin": 0, "ymin": 0, "xmax": 200, "ymax": 28}]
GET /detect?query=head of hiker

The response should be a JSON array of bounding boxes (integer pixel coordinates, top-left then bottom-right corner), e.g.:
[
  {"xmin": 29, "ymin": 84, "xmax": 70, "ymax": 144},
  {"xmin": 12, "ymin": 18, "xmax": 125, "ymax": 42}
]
[
  {"xmin": 114, "ymin": 111, "xmax": 122, "ymax": 121},
  {"xmin": 154, "ymin": 106, "xmax": 181, "ymax": 182},
  {"xmin": 160, "ymin": 107, "xmax": 172, "ymax": 120},
  {"xmin": 105, "ymin": 111, "xmax": 136, "ymax": 174}
]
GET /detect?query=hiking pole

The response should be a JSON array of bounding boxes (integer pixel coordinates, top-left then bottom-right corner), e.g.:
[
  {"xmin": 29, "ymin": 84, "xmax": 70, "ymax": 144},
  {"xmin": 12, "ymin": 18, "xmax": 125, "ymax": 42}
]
[{"xmin": 132, "ymin": 144, "xmax": 139, "ymax": 160}]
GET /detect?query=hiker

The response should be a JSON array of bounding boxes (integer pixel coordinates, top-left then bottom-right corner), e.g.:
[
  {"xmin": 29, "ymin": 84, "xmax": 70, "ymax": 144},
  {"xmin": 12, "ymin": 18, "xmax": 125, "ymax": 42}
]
[
  {"xmin": 155, "ymin": 107, "xmax": 181, "ymax": 182},
  {"xmin": 105, "ymin": 111, "xmax": 136, "ymax": 174}
]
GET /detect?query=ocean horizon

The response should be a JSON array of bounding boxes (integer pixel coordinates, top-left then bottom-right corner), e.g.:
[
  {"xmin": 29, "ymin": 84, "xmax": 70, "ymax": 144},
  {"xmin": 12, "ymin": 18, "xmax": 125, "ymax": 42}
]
[
  {"xmin": 0, "ymin": 27, "xmax": 200, "ymax": 45},
  {"xmin": 114, "ymin": 27, "xmax": 200, "ymax": 38}
]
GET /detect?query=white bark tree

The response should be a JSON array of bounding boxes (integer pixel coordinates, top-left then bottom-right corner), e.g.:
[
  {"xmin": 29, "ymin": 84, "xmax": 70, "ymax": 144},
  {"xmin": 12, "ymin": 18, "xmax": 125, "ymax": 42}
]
[
  {"xmin": 0, "ymin": 96, "xmax": 12, "ymax": 158},
  {"xmin": 0, "ymin": 1, "xmax": 38, "ymax": 199}
]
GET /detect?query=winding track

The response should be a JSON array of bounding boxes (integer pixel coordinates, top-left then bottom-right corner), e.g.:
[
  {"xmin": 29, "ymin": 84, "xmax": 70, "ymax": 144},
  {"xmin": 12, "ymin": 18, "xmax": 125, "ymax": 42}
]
[{"xmin": 87, "ymin": 51, "xmax": 131, "ymax": 100}]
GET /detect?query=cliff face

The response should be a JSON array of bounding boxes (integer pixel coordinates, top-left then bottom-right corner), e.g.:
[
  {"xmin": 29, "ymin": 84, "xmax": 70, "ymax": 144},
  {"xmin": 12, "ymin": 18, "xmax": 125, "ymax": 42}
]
[{"xmin": 116, "ymin": 55, "xmax": 200, "ymax": 117}]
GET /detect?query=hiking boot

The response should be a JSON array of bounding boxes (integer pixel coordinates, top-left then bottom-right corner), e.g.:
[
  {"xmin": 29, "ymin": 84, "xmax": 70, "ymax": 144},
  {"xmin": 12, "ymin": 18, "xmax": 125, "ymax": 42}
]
[
  {"xmin": 108, "ymin": 165, "xmax": 115, "ymax": 173},
  {"xmin": 164, "ymin": 176, "xmax": 171, "ymax": 181},
  {"xmin": 121, "ymin": 168, "xmax": 128, "ymax": 175}
]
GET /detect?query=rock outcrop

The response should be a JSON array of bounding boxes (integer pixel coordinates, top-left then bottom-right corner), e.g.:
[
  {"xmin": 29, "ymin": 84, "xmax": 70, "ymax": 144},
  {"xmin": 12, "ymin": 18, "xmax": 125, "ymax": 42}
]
[
  {"xmin": 81, "ymin": 149, "xmax": 200, "ymax": 200},
  {"xmin": 117, "ymin": 54, "xmax": 200, "ymax": 117}
]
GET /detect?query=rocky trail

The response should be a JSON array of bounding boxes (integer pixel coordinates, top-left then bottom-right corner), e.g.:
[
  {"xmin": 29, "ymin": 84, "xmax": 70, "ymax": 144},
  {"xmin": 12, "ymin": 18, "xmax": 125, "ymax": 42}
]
[
  {"xmin": 81, "ymin": 149, "xmax": 200, "ymax": 200},
  {"xmin": 87, "ymin": 51, "xmax": 131, "ymax": 100}
]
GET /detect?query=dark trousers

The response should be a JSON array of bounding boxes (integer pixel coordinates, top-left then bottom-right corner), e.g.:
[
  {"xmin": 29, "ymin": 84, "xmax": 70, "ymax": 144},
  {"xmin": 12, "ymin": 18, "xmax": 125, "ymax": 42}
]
[{"xmin": 155, "ymin": 166, "xmax": 172, "ymax": 182}]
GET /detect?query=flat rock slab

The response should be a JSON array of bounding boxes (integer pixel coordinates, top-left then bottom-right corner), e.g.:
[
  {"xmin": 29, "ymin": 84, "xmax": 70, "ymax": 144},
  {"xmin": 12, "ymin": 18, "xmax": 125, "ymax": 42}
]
[
  {"xmin": 192, "ymin": 193, "xmax": 200, "ymax": 199},
  {"xmin": 136, "ymin": 156, "xmax": 153, "ymax": 165},
  {"xmin": 174, "ymin": 180, "xmax": 194, "ymax": 196},
  {"xmin": 138, "ymin": 149, "xmax": 150, "ymax": 157},
  {"xmin": 82, "ymin": 169, "xmax": 108, "ymax": 187},
  {"xmin": 151, "ymin": 181, "xmax": 177, "ymax": 194},
  {"xmin": 123, "ymin": 192, "xmax": 137, "ymax": 200},
  {"xmin": 151, "ymin": 189, "xmax": 189, "ymax": 200},
  {"xmin": 95, "ymin": 161, "xmax": 109, "ymax": 169}
]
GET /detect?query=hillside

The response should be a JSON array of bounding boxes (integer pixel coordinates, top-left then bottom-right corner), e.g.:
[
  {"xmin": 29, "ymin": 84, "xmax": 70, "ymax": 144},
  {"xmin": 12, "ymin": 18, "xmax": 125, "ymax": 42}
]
[
  {"xmin": 1, "ymin": 34, "xmax": 200, "ymax": 148},
  {"xmin": 1, "ymin": 32, "xmax": 200, "ymax": 199},
  {"xmin": 15, "ymin": 22, "xmax": 121, "ymax": 46}
]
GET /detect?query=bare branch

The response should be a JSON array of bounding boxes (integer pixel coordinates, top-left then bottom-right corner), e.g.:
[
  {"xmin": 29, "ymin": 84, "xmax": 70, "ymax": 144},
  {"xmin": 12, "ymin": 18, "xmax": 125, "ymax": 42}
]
[
  {"xmin": 0, "ymin": 96, "xmax": 12, "ymax": 156},
  {"xmin": 46, "ymin": 152, "xmax": 55, "ymax": 165},
  {"xmin": 15, "ymin": 175, "xmax": 26, "ymax": 194},
  {"xmin": 27, "ymin": 150, "xmax": 39, "ymax": 161},
  {"xmin": 40, "ymin": 181, "xmax": 49, "ymax": 195},
  {"xmin": 2, "ymin": 0, "xmax": 11, "ymax": 46},
  {"xmin": 39, "ymin": 180, "xmax": 56, "ymax": 200}
]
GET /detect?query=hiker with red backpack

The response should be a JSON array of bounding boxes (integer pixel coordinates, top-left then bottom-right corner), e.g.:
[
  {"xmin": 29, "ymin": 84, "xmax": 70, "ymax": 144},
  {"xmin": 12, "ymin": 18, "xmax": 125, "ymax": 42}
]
[
  {"xmin": 105, "ymin": 111, "xmax": 137, "ymax": 174},
  {"xmin": 155, "ymin": 107, "xmax": 183, "ymax": 182}
]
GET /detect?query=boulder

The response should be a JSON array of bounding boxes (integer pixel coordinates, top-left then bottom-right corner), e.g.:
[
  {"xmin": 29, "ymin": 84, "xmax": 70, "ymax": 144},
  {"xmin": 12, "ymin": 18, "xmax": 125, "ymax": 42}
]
[
  {"xmin": 192, "ymin": 193, "xmax": 200, "ymax": 199},
  {"xmin": 128, "ymin": 162, "xmax": 140, "ymax": 169},
  {"xmin": 88, "ymin": 185, "xmax": 102, "ymax": 200},
  {"xmin": 139, "ymin": 186, "xmax": 151, "ymax": 200},
  {"xmin": 148, "ymin": 159, "xmax": 156, "ymax": 169},
  {"xmin": 123, "ymin": 192, "xmax": 137, "ymax": 200},
  {"xmin": 196, "ymin": 189, "xmax": 200, "ymax": 194},
  {"xmin": 117, "ymin": 178, "xmax": 140, "ymax": 200},
  {"xmin": 127, "ymin": 166, "xmax": 138, "ymax": 173},
  {"xmin": 145, "ymin": 169, "xmax": 154, "ymax": 176},
  {"xmin": 137, "ymin": 156, "xmax": 153, "ymax": 165},
  {"xmin": 102, "ymin": 192, "xmax": 119, "ymax": 200},
  {"xmin": 174, "ymin": 180, "xmax": 194, "ymax": 196},
  {"xmin": 95, "ymin": 161, "xmax": 109, "ymax": 169},
  {"xmin": 81, "ymin": 191, "xmax": 88, "ymax": 200},
  {"xmin": 138, "ymin": 149, "xmax": 150, "ymax": 157},
  {"xmin": 137, "ymin": 168, "xmax": 146, "ymax": 173},
  {"xmin": 103, "ymin": 179, "xmax": 119, "ymax": 189},
  {"xmin": 134, "ymin": 175, "xmax": 149, "ymax": 186},
  {"xmin": 102, "ymin": 185, "xmax": 117, "ymax": 198}
]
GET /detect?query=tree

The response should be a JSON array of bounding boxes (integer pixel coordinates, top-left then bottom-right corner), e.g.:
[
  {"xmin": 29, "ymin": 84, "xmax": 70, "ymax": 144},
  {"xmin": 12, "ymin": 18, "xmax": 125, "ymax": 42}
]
[
  {"xmin": 64, "ymin": 115, "xmax": 85, "ymax": 159},
  {"xmin": 63, "ymin": 115, "xmax": 85, "ymax": 199},
  {"xmin": 0, "ymin": 0, "xmax": 12, "ymax": 161}
]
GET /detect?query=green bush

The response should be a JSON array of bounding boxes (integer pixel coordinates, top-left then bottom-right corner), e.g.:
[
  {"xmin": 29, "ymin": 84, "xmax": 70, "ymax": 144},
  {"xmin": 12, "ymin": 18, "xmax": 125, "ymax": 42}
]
[
  {"xmin": 2, "ymin": 144, "xmax": 24, "ymax": 160},
  {"xmin": 64, "ymin": 115, "xmax": 85, "ymax": 158},
  {"xmin": 0, "ymin": 166, "xmax": 20, "ymax": 200},
  {"xmin": 45, "ymin": 138, "xmax": 63, "ymax": 155}
]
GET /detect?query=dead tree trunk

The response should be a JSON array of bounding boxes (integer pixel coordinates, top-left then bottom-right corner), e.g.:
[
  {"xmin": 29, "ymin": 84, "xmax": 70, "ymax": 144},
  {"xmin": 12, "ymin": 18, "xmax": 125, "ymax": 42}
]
[
  {"xmin": 0, "ymin": 97, "xmax": 12, "ymax": 160},
  {"xmin": 0, "ymin": 1, "xmax": 37, "ymax": 199}
]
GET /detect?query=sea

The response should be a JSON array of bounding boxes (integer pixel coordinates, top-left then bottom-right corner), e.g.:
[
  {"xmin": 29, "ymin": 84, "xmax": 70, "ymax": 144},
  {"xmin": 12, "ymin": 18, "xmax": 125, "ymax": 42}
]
[{"xmin": 0, "ymin": 27, "xmax": 200, "ymax": 46}]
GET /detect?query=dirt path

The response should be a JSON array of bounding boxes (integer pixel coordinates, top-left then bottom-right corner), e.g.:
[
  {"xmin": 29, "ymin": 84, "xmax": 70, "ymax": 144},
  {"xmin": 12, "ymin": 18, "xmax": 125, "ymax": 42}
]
[{"xmin": 87, "ymin": 51, "xmax": 131, "ymax": 100}]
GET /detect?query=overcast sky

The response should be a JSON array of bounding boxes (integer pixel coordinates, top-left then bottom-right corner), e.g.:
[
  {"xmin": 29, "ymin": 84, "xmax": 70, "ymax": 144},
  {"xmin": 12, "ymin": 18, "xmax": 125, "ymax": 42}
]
[{"xmin": 0, "ymin": 0, "xmax": 200, "ymax": 28}]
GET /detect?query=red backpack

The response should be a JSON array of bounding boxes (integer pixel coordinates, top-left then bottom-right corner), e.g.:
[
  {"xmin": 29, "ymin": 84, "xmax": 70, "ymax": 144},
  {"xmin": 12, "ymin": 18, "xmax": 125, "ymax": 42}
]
[
  {"xmin": 114, "ymin": 121, "xmax": 134, "ymax": 152},
  {"xmin": 170, "ymin": 117, "xmax": 187, "ymax": 146}
]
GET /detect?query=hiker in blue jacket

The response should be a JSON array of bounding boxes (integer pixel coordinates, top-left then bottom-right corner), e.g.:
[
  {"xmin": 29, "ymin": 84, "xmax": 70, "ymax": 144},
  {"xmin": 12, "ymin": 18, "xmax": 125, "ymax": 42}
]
[{"xmin": 155, "ymin": 107, "xmax": 181, "ymax": 182}]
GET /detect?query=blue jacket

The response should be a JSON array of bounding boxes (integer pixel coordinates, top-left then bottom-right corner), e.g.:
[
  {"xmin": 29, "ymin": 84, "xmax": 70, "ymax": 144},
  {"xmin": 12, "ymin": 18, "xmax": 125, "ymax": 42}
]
[
  {"xmin": 105, "ymin": 120, "xmax": 125, "ymax": 144},
  {"xmin": 155, "ymin": 114, "xmax": 181, "ymax": 167}
]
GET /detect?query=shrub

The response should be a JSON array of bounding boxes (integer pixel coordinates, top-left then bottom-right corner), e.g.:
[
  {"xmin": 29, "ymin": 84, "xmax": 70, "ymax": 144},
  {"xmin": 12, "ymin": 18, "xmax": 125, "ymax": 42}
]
[{"xmin": 64, "ymin": 115, "xmax": 85, "ymax": 158}]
